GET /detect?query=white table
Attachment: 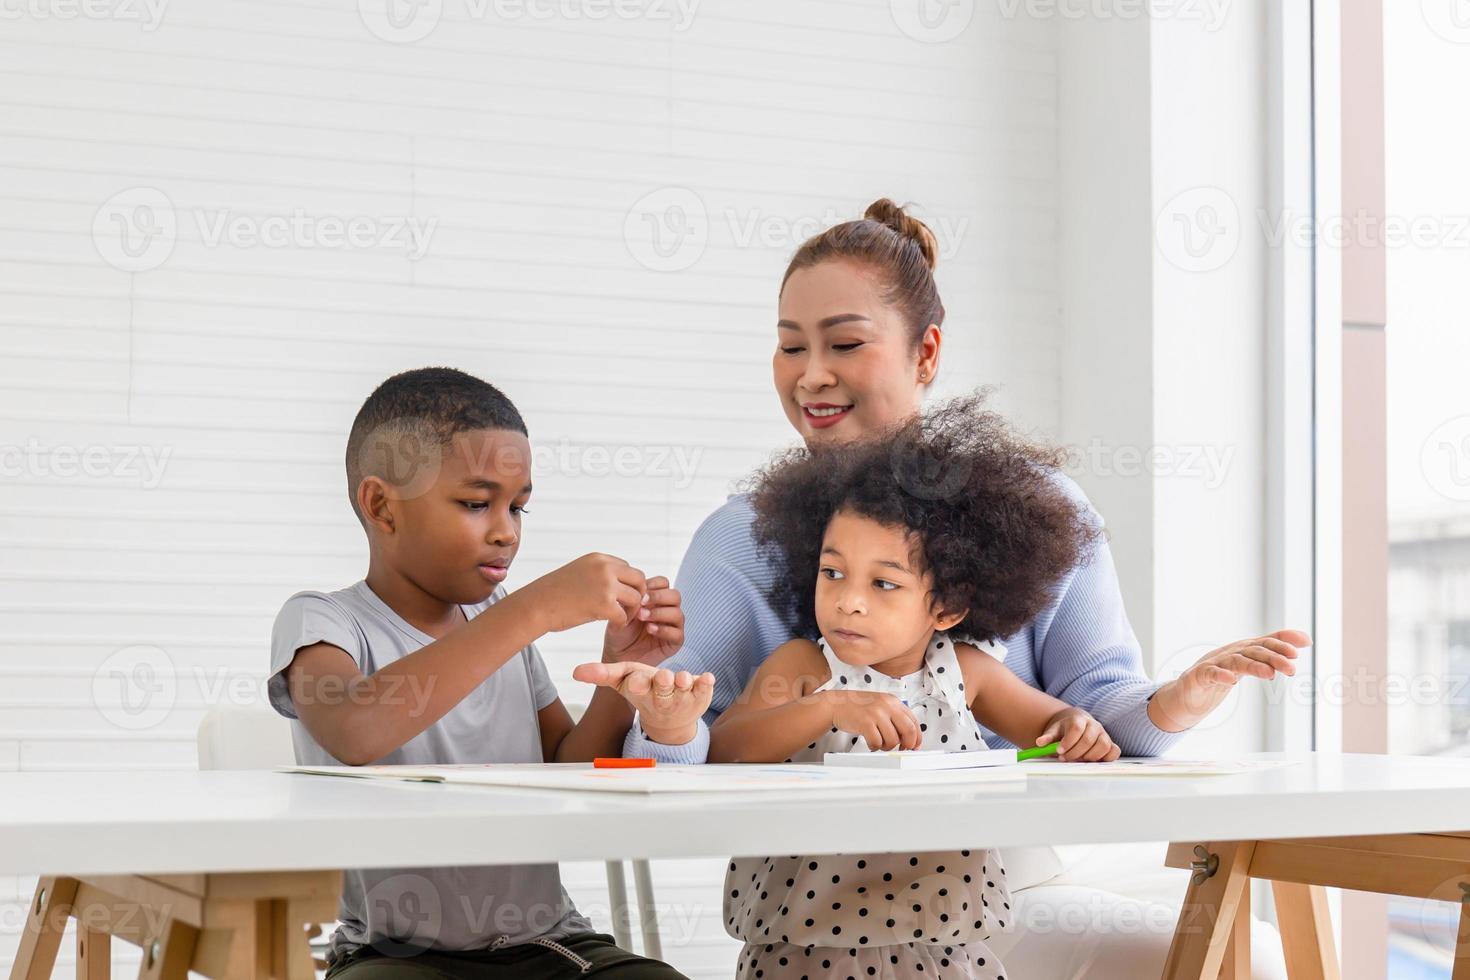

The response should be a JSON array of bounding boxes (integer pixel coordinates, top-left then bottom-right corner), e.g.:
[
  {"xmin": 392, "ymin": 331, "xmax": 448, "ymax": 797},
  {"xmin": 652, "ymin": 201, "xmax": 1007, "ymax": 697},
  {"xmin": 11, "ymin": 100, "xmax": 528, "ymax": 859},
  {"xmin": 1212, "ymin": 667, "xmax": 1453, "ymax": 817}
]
[{"xmin": 6, "ymin": 752, "xmax": 1470, "ymax": 980}]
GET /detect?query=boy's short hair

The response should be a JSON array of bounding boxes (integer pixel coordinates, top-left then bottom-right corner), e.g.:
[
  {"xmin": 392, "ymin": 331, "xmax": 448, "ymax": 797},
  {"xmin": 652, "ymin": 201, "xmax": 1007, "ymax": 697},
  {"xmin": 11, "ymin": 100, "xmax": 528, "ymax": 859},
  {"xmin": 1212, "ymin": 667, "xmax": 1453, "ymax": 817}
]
[
  {"xmin": 345, "ymin": 367, "xmax": 527, "ymax": 523},
  {"xmin": 746, "ymin": 390, "xmax": 1102, "ymax": 643}
]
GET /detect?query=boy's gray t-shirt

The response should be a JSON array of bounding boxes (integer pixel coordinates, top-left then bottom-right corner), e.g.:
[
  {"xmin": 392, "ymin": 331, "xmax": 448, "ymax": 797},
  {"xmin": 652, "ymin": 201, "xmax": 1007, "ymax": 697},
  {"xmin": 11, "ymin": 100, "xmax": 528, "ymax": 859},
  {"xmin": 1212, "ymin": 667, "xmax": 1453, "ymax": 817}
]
[{"xmin": 267, "ymin": 580, "xmax": 592, "ymax": 957}]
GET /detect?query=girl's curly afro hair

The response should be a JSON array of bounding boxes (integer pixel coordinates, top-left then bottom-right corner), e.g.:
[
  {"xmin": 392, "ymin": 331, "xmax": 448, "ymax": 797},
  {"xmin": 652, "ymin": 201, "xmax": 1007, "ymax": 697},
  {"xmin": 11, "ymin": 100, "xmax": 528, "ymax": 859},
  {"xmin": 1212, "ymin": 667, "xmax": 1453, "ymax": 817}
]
[{"xmin": 746, "ymin": 390, "xmax": 1102, "ymax": 643}]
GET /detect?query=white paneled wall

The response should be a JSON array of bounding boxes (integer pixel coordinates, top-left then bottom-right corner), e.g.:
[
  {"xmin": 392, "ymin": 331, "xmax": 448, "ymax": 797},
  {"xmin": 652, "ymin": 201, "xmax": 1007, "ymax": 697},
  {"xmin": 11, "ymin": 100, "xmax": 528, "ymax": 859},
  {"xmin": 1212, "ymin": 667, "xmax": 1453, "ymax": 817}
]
[{"xmin": 0, "ymin": 2, "xmax": 1061, "ymax": 976}]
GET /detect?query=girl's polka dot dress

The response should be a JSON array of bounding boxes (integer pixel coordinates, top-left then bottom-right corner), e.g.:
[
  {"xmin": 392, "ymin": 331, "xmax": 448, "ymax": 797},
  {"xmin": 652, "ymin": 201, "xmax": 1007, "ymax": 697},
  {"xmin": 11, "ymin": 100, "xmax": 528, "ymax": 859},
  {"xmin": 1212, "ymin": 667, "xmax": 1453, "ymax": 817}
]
[{"xmin": 725, "ymin": 631, "xmax": 1012, "ymax": 980}]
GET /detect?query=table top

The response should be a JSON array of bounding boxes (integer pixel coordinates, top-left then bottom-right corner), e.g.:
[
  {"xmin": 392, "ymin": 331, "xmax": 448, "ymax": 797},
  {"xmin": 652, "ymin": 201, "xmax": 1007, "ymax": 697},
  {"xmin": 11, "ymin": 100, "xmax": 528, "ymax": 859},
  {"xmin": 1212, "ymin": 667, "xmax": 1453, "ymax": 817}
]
[{"xmin": 4, "ymin": 752, "xmax": 1467, "ymax": 876}]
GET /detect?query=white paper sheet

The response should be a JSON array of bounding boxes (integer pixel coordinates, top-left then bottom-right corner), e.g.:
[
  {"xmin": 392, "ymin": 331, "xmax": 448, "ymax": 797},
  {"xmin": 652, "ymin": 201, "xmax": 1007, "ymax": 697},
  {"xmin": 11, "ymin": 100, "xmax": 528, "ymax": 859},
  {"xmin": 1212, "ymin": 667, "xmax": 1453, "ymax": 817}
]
[
  {"xmin": 279, "ymin": 762, "xmax": 1029, "ymax": 795},
  {"xmin": 1019, "ymin": 758, "xmax": 1300, "ymax": 777}
]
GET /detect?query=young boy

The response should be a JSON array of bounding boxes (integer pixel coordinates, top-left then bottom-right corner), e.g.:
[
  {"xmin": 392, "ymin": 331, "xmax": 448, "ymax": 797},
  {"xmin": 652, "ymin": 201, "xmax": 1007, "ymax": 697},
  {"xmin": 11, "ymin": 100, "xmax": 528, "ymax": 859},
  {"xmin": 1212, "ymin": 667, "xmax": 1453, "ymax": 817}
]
[{"xmin": 266, "ymin": 367, "xmax": 712, "ymax": 979}]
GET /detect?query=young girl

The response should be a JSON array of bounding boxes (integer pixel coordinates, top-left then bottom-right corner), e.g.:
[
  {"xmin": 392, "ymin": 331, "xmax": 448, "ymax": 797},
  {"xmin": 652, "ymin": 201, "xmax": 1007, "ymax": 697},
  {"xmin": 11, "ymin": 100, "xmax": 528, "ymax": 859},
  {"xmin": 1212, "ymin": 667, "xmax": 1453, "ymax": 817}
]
[{"xmin": 709, "ymin": 393, "xmax": 1119, "ymax": 980}]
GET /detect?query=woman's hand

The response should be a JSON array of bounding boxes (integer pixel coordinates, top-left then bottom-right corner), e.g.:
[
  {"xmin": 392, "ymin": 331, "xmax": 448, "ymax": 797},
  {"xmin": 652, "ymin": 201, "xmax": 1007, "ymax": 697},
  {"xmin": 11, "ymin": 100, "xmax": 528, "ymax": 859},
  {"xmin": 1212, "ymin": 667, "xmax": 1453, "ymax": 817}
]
[
  {"xmin": 1036, "ymin": 707, "xmax": 1120, "ymax": 762},
  {"xmin": 828, "ymin": 690, "xmax": 923, "ymax": 752},
  {"xmin": 573, "ymin": 661, "xmax": 714, "ymax": 746},
  {"xmin": 1147, "ymin": 629, "xmax": 1309, "ymax": 733},
  {"xmin": 601, "ymin": 576, "xmax": 684, "ymax": 667}
]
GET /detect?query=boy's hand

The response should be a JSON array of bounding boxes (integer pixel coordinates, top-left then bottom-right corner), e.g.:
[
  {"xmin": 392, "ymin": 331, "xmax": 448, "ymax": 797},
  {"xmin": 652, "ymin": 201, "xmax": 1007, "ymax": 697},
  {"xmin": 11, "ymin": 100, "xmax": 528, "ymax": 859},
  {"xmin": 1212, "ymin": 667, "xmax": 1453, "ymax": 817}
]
[
  {"xmin": 523, "ymin": 553, "xmax": 648, "ymax": 633},
  {"xmin": 573, "ymin": 661, "xmax": 714, "ymax": 745},
  {"xmin": 1147, "ymin": 629, "xmax": 1308, "ymax": 733},
  {"xmin": 1037, "ymin": 707, "xmax": 1120, "ymax": 762},
  {"xmin": 602, "ymin": 576, "xmax": 684, "ymax": 667},
  {"xmin": 826, "ymin": 690, "xmax": 922, "ymax": 752}
]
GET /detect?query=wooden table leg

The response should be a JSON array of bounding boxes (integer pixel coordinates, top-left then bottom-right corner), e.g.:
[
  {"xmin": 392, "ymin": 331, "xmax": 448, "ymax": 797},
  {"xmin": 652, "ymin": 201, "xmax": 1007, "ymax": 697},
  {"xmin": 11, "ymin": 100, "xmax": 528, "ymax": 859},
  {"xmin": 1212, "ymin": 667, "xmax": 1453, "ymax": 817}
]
[
  {"xmin": 136, "ymin": 916, "xmax": 197, "ymax": 980},
  {"xmin": 270, "ymin": 900, "xmax": 318, "ymax": 980},
  {"xmin": 9, "ymin": 877, "xmax": 81, "ymax": 980},
  {"xmin": 14, "ymin": 872, "xmax": 336, "ymax": 980},
  {"xmin": 1453, "ymin": 885, "xmax": 1470, "ymax": 980},
  {"xmin": 1219, "ymin": 881, "xmax": 1251, "ymax": 980},
  {"xmin": 1163, "ymin": 841, "xmax": 1257, "ymax": 980},
  {"xmin": 77, "ymin": 925, "xmax": 111, "ymax": 980},
  {"xmin": 1272, "ymin": 881, "xmax": 1340, "ymax": 980}
]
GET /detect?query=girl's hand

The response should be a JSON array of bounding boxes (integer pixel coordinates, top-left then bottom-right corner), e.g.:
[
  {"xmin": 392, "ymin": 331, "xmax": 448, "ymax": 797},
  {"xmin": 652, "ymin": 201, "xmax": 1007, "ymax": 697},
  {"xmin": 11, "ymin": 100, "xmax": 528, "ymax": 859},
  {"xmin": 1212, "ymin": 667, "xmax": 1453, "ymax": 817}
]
[
  {"xmin": 827, "ymin": 690, "xmax": 923, "ymax": 752},
  {"xmin": 601, "ymin": 576, "xmax": 684, "ymax": 667},
  {"xmin": 1147, "ymin": 629, "xmax": 1309, "ymax": 733},
  {"xmin": 1037, "ymin": 707, "xmax": 1120, "ymax": 762},
  {"xmin": 573, "ymin": 661, "xmax": 714, "ymax": 745}
]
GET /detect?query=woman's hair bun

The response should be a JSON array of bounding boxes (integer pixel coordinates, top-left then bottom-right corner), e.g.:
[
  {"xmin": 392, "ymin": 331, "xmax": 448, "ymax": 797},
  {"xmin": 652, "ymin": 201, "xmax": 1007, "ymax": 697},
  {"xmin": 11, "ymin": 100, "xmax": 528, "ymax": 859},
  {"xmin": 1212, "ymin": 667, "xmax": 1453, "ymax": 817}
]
[{"xmin": 863, "ymin": 198, "xmax": 939, "ymax": 271}]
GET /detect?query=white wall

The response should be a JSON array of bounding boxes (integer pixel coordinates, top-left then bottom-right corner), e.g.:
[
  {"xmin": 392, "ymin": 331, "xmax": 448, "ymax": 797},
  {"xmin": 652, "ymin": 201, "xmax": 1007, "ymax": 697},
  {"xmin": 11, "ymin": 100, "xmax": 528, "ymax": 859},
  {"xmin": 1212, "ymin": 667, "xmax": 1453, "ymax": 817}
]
[
  {"xmin": 0, "ymin": 3, "xmax": 1062, "ymax": 977},
  {"xmin": 1148, "ymin": 1, "xmax": 1271, "ymax": 754},
  {"xmin": 1056, "ymin": 1, "xmax": 1275, "ymax": 754}
]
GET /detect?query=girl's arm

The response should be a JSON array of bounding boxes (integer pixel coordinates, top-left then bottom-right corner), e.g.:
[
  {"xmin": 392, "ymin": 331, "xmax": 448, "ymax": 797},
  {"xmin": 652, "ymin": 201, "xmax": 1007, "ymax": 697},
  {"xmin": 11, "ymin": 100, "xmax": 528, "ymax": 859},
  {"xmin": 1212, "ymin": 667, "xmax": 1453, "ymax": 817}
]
[
  {"xmin": 957, "ymin": 643, "xmax": 1119, "ymax": 761},
  {"xmin": 710, "ymin": 640, "xmax": 924, "ymax": 761},
  {"xmin": 709, "ymin": 639, "xmax": 833, "ymax": 762}
]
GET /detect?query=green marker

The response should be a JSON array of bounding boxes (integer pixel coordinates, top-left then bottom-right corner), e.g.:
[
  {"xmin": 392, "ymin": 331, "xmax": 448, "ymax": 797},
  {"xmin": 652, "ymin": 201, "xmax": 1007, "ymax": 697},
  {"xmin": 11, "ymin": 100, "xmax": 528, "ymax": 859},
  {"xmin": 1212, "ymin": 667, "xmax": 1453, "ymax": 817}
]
[{"xmin": 1017, "ymin": 742, "xmax": 1061, "ymax": 762}]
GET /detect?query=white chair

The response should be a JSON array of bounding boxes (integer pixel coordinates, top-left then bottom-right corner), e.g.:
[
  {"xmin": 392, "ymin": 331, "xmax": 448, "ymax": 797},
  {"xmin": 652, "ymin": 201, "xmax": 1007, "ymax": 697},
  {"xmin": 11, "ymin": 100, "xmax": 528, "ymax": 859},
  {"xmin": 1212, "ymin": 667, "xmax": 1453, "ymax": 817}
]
[{"xmin": 195, "ymin": 705, "xmax": 662, "ymax": 959}]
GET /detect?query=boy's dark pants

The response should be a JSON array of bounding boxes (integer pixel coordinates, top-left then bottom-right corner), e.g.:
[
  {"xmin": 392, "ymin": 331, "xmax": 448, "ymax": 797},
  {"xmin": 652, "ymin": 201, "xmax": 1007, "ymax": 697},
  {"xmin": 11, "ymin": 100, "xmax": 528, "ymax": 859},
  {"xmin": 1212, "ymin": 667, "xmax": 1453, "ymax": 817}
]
[{"xmin": 324, "ymin": 933, "xmax": 689, "ymax": 979}]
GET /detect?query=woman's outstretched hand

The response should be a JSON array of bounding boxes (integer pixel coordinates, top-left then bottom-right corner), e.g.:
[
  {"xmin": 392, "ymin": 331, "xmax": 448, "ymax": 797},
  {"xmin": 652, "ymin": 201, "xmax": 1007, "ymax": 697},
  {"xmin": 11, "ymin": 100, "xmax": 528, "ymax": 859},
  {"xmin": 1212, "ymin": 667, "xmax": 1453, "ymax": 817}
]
[
  {"xmin": 573, "ymin": 661, "xmax": 714, "ymax": 746},
  {"xmin": 1147, "ymin": 629, "xmax": 1310, "ymax": 733}
]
